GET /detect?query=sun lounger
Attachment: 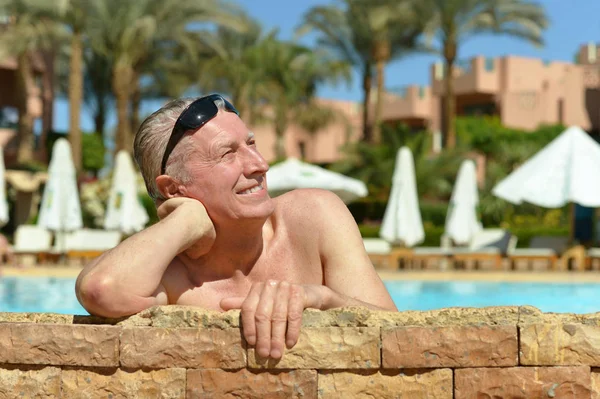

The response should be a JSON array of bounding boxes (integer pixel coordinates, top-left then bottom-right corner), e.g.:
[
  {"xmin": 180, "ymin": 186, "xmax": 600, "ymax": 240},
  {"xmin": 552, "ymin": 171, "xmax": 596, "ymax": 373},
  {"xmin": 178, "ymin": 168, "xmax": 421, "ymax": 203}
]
[
  {"xmin": 452, "ymin": 229, "xmax": 516, "ymax": 270},
  {"xmin": 508, "ymin": 236, "xmax": 569, "ymax": 270},
  {"xmin": 64, "ymin": 229, "xmax": 122, "ymax": 264},
  {"xmin": 12, "ymin": 225, "xmax": 53, "ymax": 264}
]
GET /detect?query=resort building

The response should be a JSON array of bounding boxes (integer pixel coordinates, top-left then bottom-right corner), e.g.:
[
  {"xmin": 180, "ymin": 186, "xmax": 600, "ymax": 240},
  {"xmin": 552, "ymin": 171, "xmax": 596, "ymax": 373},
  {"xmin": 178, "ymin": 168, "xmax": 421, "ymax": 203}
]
[{"xmin": 383, "ymin": 42, "xmax": 600, "ymax": 137}]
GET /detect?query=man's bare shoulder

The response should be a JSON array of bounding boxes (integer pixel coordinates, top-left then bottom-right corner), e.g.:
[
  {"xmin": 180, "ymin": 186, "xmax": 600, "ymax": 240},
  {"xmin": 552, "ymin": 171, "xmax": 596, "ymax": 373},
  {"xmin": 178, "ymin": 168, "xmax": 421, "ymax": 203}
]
[{"xmin": 272, "ymin": 188, "xmax": 345, "ymax": 223}]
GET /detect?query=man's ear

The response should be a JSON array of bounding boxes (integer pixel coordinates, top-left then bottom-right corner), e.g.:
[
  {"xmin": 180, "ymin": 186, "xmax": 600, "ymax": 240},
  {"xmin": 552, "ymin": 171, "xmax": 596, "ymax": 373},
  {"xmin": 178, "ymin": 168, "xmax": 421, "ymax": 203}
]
[{"xmin": 155, "ymin": 175, "xmax": 182, "ymax": 199}]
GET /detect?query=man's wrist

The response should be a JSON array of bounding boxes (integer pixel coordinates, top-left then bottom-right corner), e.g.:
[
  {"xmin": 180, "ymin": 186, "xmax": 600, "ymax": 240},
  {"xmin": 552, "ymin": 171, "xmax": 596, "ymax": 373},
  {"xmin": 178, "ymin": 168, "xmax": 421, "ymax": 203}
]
[{"xmin": 317, "ymin": 285, "xmax": 346, "ymax": 310}]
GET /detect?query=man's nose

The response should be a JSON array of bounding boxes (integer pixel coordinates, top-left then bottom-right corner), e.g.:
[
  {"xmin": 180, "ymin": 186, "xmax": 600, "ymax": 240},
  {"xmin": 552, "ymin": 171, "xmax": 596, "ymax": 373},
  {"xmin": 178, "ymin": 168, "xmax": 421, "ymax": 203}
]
[{"xmin": 243, "ymin": 147, "xmax": 269, "ymax": 175}]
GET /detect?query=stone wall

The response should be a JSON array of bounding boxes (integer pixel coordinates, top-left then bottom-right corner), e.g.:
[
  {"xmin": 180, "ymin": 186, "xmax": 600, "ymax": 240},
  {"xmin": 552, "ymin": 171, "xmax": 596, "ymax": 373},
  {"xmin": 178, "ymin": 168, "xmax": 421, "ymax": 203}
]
[{"xmin": 1, "ymin": 305, "xmax": 599, "ymax": 398}]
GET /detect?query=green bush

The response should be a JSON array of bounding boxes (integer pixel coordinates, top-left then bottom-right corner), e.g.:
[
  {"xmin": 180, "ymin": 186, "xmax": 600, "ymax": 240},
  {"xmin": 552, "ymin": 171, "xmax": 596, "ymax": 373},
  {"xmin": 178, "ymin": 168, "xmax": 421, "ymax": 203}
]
[
  {"xmin": 419, "ymin": 202, "xmax": 448, "ymax": 226},
  {"xmin": 82, "ymin": 133, "xmax": 105, "ymax": 173}
]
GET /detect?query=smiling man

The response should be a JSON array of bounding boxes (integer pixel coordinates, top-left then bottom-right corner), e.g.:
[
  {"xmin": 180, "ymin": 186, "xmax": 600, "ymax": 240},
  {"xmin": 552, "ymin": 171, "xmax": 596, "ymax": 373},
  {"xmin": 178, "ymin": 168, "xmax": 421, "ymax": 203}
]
[{"xmin": 75, "ymin": 94, "xmax": 396, "ymax": 360}]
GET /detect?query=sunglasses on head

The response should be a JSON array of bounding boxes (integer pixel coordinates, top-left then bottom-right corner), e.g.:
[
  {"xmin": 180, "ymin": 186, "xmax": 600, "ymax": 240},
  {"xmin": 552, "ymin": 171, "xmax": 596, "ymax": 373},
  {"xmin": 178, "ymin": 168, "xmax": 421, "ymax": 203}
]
[{"xmin": 160, "ymin": 94, "xmax": 239, "ymax": 174}]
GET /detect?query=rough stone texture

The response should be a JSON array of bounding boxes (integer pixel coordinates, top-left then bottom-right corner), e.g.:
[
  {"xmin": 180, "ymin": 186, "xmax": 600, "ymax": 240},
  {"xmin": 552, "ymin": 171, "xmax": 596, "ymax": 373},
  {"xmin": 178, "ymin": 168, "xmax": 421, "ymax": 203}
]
[
  {"xmin": 302, "ymin": 306, "xmax": 522, "ymax": 328},
  {"xmin": 120, "ymin": 327, "xmax": 246, "ymax": 369},
  {"xmin": 0, "ymin": 312, "xmax": 73, "ymax": 324},
  {"xmin": 0, "ymin": 366, "xmax": 61, "ymax": 398},
  {"xmin": 382, "ymin": 325, "xmax": 517, "ymax": 368},
  {"xmin": 118, "ymin": 306, "xmax": 241, "ymax": 328},
  {"xmin": 455, "ymin": 366, "xmax": 591, "ymax": 398},
  {"xmin": 0, "ymin": 324, "xmax": 120, "ymax": 367},
  {"xmin": 518, "ymin": 306, "xmax": 600, "ymax": 326},
  {"xmin": 317, "ymin": 369, "xmax": 453, "ymax": 399},
  {"xmin": 592, "ymin": 368, "xmax": 600, "ymax": 399},
  {"xmin": 61, "ymin": 367, "xmax": 186, "ymax": 398},
  {"xmin": 521, "ymin": 324, "xmax": 600, "ymax": 366},
  {"xmin": 187, "ymin": 368, "xmax": 317, "ymax": 398},
  {"xmin": 248, "ymin": 328, "xmax": 379, "ymax": 369}
]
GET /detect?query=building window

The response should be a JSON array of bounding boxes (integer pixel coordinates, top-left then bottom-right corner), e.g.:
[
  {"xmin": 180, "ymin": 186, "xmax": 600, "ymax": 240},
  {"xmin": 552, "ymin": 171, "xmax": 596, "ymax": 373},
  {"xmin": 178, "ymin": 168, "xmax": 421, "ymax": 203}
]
[{"xmin": 485, "ymin": 58, "xmax": 494, "ymax": 71}]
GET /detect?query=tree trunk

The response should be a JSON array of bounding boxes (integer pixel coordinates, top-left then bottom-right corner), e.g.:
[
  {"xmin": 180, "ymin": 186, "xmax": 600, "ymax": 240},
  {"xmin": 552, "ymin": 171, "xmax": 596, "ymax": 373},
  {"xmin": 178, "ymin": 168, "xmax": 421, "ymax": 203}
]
[
  {"xmin": 94, "ymin": 111, "xmax": 106, "ymax": 137},
  {"xmin": 16, "ymin": 52, "xmax": 35, "ymax": 165},
  {"xmin": 372, "ymin": 59, "xmax": 386, "ymax": 144},
  {"xmin": 112, "ymin": 64, "xmax": 133, "ymax": 154},
  {"xmin": 443, "ymin": 39, "xmax": 457, "ymax": 149},
  {"xmin": 361, "ymin": 63, "xmax": 373, "ymax": 143},
  {"xmin": 69, "ymin": 30, "xmax": 83, "ymax": 172},
  {"xmin": 274, "ymin": 109, "xmax": 287, "ymax": 161},
  {"xmin": 130, "ymin": 74, "xmax": 141, "ymax": 135},
  {"xmin": 40, "ymin": 48, "xmax": 55, "ymax": 163}
]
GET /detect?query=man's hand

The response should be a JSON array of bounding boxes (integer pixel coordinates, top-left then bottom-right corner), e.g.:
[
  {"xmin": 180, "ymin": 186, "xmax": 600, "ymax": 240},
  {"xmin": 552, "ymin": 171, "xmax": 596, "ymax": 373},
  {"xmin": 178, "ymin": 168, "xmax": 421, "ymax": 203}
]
[
  {"xmin": 220, "ymin": 281, "xmax": 327, "ymax": 359},
  {"xmin": 157, "ymin": 197, "xmax": 216, "ymax": 259}
]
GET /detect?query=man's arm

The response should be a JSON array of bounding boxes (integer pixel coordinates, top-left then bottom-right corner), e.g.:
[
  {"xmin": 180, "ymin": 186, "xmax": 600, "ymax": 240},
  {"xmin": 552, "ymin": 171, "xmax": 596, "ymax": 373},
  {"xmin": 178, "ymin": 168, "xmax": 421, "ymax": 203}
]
[
  {"xmin": 76, "ymin": 198, "xmax": 215, "ymax": 318},
  {"xmin": 314, "ymin": 189, "xmax": 398, "ymax": 311}
]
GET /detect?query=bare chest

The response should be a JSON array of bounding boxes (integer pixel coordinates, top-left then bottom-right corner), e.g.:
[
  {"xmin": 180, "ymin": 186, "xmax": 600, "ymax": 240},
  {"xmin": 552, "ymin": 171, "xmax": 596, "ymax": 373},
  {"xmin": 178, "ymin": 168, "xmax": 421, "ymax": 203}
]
[{"xmin": 163, "ymin": 243, "xmax": 323, "ymax": 311}]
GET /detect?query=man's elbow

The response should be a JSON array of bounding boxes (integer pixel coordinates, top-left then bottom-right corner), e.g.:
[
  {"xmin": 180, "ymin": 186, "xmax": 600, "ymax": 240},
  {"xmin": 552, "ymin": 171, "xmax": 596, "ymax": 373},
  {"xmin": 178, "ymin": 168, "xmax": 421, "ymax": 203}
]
[{"xmin": 76, "ymin": 276, "xmax": 146, "ymax": 319}]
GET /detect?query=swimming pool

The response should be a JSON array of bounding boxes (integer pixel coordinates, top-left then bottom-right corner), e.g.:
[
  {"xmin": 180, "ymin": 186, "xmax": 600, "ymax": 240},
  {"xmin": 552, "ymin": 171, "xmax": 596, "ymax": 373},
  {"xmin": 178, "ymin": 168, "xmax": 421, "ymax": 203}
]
[
  {"xmin": 0, "ymin": 276, "xmax": 87, "ymax": 314},
  {"xmin": 1, "ymin": 277, "xmax": 599, "ymax": 314},
  {"xmin": 384, "ymin": 280, "xmax": 600, "ymax": 314}
]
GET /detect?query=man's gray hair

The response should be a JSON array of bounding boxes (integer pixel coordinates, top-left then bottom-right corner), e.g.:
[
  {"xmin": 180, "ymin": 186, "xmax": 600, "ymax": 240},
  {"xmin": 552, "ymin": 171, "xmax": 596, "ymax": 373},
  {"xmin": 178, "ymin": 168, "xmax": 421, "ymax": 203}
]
[{"xmin": 133, "ymin": 96, "xmax": 227, "ymax": 203}]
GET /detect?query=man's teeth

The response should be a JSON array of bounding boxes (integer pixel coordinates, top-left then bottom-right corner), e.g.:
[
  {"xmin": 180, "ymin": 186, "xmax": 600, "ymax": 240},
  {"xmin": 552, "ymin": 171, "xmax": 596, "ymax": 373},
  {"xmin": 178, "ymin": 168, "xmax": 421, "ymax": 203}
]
[{"xmin": 240, "ymin": 185, "xmax": 263, "ymax": 194}]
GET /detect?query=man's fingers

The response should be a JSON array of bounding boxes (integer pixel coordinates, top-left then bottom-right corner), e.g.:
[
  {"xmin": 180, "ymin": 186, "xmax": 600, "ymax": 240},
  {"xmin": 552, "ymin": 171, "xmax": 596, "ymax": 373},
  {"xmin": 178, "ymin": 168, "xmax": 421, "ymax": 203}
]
[
  {"xmin": 219, "ymin": 297, "xmax": 245, "ymax": 311},
  {"xmin": 286, "ymin": 284, "xmax": 305, "ymax": 348},
  {"xmin": 254, "ymin": 280, "xmax": 278, "ymax": 358},
  {"xmin": 270, "ymin": 282, "xmax": 290, "ymax": 359},
  {"xmin": 239, "ymin": 284, "xmax": 263, "ymax": 346}
]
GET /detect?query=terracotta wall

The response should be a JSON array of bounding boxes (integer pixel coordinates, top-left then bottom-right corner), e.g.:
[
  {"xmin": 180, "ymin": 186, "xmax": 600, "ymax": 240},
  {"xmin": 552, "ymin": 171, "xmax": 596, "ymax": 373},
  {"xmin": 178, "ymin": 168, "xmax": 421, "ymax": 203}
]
[{"xmin": 1, "ymin": 305, "xmax": 599, "ymax": 397}]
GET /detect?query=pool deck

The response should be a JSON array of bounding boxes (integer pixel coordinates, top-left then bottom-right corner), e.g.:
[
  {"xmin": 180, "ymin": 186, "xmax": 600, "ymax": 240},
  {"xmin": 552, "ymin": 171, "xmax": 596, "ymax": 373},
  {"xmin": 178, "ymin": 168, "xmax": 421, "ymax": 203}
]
[{"xmin": 4, "ymin": 266, "xmax": 600, "ymax": 283}]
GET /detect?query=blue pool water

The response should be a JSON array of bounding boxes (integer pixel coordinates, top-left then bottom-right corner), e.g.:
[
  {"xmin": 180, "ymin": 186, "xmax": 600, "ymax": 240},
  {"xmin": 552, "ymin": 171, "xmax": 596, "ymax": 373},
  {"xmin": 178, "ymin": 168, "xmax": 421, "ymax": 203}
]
[
  {"xmin": 1, "ymin": 277, "xmax": 599, "ymax": 314},
  {"xmin": 0, "ymin": 276, "xmax": 87, "ymax": 314},
  {"xmin": 385, "ymin": 280, "xmax": 600, "ymax": 314}
]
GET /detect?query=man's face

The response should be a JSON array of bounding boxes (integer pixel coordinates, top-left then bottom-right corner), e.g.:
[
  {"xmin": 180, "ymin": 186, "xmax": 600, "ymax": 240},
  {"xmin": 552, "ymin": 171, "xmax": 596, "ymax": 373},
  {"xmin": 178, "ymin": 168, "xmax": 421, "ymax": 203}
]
[{"xmin": 178, "ymin": 110, "xmax": 274, "ymax": 225}]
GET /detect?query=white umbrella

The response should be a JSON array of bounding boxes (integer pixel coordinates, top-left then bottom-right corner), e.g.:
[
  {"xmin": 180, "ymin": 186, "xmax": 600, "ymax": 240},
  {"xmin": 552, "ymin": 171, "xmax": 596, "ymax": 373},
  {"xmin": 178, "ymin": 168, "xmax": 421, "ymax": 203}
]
[
  {"xmin": 379, "ymin": 147, "xmax": 424, "ymax": 247},
  {"xmin": 493, "ymin": 126, "xmax": 600, "ymax": 208},
  {"xmin": 445, "ymin": 159, "xmax": 482, "ymax": 245},
  {"xmin": 0, "ymin": 147, "xmax": 9, "ymax": 227},
  {"xmin": 267, "ymin": 158, "xmax": 368, "ymax": 204},
  {"xmin": 37, "ymin": 138, "xmax": 83, "ymax": 251},
  {"xmin": 104, "ymin": 150, "xmax": 149, "ymax": 234}
]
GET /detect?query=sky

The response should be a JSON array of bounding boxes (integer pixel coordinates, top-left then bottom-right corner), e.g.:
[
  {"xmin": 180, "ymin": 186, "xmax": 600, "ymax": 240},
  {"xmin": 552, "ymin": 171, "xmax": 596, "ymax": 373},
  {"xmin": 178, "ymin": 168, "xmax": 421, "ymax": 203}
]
[{"xmin": 53, "ymin": 0, "xmax": 600, "ymax": 133}]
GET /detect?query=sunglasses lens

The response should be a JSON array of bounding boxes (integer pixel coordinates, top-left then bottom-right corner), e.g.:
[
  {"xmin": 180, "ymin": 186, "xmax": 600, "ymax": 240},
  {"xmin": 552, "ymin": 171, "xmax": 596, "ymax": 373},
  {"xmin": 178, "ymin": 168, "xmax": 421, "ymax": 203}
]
[{"xmin": 179, "ymin": 100, "xmax": 218, "ymax": 129}]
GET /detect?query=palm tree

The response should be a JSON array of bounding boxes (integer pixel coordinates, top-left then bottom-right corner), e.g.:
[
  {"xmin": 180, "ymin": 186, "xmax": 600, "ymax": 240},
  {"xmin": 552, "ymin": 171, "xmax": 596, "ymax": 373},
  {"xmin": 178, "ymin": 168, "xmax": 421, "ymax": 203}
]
[
  {"xmin": 258, "ymin": 39, "xmax": 351, "ymax": 160},
  {"xmin": 0, "ymin": 0, "xmax": 65, "ymax": 165},
  {"xmin": 297, "ymin": 0, "xmax": 424, "ymax": 143},
  {"xmin": 193, "ymin": 14, "xmax": 274, "ymax": 124},
  {"xmin": 419, "ymin": 0, "xmax": 548, "ymax": 149},
  {"xmin": 86, "ymin": 0, "xmax": 241, "ymax": 154},
  {"xmin": 57, "ymin": 0, "xmax": 88, "ymax": 173}
]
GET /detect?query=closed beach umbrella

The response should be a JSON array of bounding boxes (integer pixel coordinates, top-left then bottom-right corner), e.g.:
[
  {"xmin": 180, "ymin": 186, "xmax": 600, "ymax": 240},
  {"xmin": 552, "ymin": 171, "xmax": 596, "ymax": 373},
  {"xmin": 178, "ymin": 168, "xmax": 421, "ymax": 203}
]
[
  {"xmin": 104, "ymin": 150, "xmax": 149, "ymax": 234},
  {"xmin": 37, "ymin": 138, "xmax": 83, "ymax": 249},
  {"xmin": 445, "ymin": 159, "xmax": 482, "ymax": 245},
  {"xmin": 0, "ymin": 147, "xmax": 8, "ymax": 227},
  {"xmin": 267, "ymin": 157, "xmax": 368, "ymax": 204},
  {"xmin": 493, "ymin": 126, "xmax": 600, "ymax": 208},
  {"xmin": 380, "ymin": 147, "xmax": 424, "ymax": 247}
]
